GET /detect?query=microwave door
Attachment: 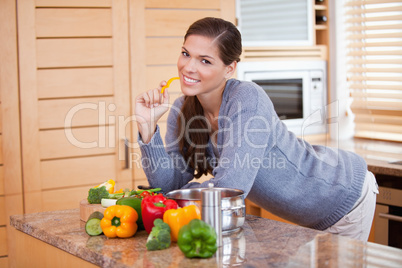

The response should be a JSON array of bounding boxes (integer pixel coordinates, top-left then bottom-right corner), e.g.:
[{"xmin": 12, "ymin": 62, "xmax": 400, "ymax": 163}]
[{"xmin": 244, "ymin": 71, "xmax": 310, "ymax": 125}]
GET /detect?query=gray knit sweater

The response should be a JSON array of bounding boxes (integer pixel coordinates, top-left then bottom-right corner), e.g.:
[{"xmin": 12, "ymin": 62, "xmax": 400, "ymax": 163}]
[{"xmin": 139, "ymin": 79, "xmax": 367, "ymax": 230}]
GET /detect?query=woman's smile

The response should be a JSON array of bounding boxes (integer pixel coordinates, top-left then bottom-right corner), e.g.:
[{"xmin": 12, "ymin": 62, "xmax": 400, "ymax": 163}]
[{"xmin": 183, "ymin": 75, "xmax": 200, "ymax": 84}]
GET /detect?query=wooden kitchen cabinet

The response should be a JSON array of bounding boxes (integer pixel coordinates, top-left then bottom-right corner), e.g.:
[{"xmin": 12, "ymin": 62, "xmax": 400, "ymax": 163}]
[
  {"xmin": 17, "ymin": 0, "xmax": 132, "ymax": 214},
  {"xmin": 315, "ymin": 0, "xmax": 329, "ymax": 46},
  {"xmin": 0, "ymin": 0, "xmax": 24, "ymax": 266}
]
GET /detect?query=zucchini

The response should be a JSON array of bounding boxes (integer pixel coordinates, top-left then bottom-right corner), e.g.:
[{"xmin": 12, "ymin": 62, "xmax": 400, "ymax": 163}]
[{"xmin": 85, "ymin": 211, "xmax": 104, "ymax": 236}]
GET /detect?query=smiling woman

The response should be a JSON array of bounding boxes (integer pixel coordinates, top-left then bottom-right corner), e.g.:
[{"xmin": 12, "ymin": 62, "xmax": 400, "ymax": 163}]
[{"xmin": 135, "ymin": 17, "xmax": 377, "ymax": 242}]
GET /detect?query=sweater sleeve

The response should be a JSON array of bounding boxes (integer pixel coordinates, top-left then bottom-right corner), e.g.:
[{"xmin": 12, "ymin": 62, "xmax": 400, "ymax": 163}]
[{"xmin": 138, "ymin": 98, "xmax": 195, "ymax": 193}]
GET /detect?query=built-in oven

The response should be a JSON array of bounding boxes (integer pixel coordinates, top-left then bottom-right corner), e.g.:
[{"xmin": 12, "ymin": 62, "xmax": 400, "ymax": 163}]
[{"xmin": 373, "ymin": 174, "xmax": 402, "ymax": 249}]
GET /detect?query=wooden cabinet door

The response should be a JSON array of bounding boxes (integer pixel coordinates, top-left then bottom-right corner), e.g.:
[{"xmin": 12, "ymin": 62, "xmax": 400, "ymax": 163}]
[
  {"xmin": 130, "ymin": 0, "xmax": 236, "ymax": 185},
  {"xmin": 0, "ymin": 0, "xmax": 25, "ymax": 265},
  {"xmin": 18, "ymin": 0, "xmax": 132, "ymax": 213}
]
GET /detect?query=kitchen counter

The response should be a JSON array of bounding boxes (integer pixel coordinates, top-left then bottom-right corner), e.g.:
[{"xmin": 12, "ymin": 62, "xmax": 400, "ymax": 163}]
[{"xmin": 9, "ymin": 209, "xmax": 402, "ymax": 267}]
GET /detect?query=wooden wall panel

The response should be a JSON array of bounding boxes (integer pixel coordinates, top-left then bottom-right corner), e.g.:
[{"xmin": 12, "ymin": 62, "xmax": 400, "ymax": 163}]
[
  {"xmin": 0, "ymin": 227, "xmax": 7, "ymax": 256},
  {"xmin": 42, "ymin": 186, "xmax": 92, "ymax": 211},
  {"xmin": 0, "ymin": 0, "xmax": 24, "ymax": 265},
  {"xmin": 0, "ymin": 166, "xmax": 4, "ymax": 197},
  {"xmin": 36, "ymin": 8, "xmax": 112, "ymax": 38},
  {"xmin": 0, "ymin": 132, "xmax": 3, "ymax": 234},
  {"xmin": 220, "ymin": 0, "xmax": 236, "ymax": 22},
  {"xmin": 36, "ymin": 38, "xmax": 113, "ymax": 68},
  {"xmin": 146, "ymin": 38, "xmax": 183, "ymax": 65},
  {"xmin": 145, "ymin": 0, "xmax": 220, "ymax": 9},
  {"xmin": 39, "ymin": 128, "xmax": 115, "ymax": 160},
  {"xmin": 0, "ymin": 135, "xmax": 3, "ymax": 165},
  {"xmin": 38, "ymin": 97, "xmax": 115, "ymax": 129},
  {"xmin": 18, "ymin": 0, "xmax": 42, "ymax": 210},
  {"xmin": 145, "ymin": 9, "xmax": 220, "ymax": 37},
  {"xmin": 0, "ymin": 257, "xmax": 8, "ymax": 267},
  {"xmin": 0, "ymin": 197, "xmax": 5, "ymax": 226},
  {"xmin": 129, "ymin": 0, "xmax": 146, "ymax": 142},
  {"xmin": 35, "ymin": 0, "xmax": 111, "ymax": 7},
  {"xmin": 110, "ymin": 0, "xmax": 133, "ymax": 185},
  {"xmin": 0, "ymin": 107, "xmax": 2, "ymax": 134},
  {"xmin": 40, "ymin": 155, "xmax": 116, "ymax": 190},
  {"xmin": 145, "ymin": 66, "xmax": 181, "ymax": 93},
  {"xmin": 146, "ymin": 66, "xmax": 177, "ymax": 88},
  {"xmin": 37, "ymin": 68, "xmax": 114, "ymax": 99}
]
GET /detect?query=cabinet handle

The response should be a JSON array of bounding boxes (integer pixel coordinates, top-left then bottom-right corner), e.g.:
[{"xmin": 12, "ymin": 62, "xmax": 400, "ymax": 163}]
[
  {"xmin": 124, "ymin": 138, "xmax": 129, "ymax": 169},
  {"xmin": 379, "ymin": 212, "xmax": 402, "ymax": 223}
]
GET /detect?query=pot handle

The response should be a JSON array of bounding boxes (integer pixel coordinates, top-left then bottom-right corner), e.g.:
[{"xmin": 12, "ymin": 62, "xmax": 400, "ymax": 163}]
[{"xmin": 221, "ymin": 205, "xmax": 245, "ymax": 211}]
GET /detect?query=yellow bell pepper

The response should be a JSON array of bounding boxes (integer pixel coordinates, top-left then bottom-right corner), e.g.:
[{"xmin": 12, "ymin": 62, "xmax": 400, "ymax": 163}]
[
  {"xmin": 100, "ymin": 205, "xmax": 138, "ymax": 238},
  {"xmin": 95, "ymin": 179, "xmax": 115, "ymax": 194},
  {"xmin": 161, "ymin": 77, "xmax": 179, "ymax": 94},
  {"xmin": 163, "ymin": 205, "xmax": 201, "ymax": 242}
]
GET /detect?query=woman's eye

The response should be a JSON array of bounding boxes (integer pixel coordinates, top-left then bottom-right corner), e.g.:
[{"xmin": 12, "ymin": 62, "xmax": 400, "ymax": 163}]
[
  {"xmin": 201, "ymin": 59, "xmax": 211, "ymax": 64},
  {"xmin": 182, "ymin": 51, "xmax": 189, "ymax": 57}
]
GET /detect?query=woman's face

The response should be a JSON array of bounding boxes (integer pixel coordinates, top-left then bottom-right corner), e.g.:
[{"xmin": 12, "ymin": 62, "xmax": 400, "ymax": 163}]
[{"xmin": 177, "ymin": 34, "xmax": 235, "ymax": 98}]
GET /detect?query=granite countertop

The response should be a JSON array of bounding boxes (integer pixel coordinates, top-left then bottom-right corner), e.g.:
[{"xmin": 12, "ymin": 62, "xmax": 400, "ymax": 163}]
[{"xmin": 10, "ymin": 209, "xmax": 402, "ymax": 267}]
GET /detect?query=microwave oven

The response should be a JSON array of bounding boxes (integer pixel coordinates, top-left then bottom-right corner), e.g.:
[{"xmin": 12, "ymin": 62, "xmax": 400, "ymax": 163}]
[{"xmin": 237, "ymin": 60, "xmax": 327, "ymax": 136}]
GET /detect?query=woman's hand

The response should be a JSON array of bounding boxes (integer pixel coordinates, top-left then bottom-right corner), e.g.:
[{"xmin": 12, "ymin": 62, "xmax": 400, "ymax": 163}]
[{"xmin": 135, "ymin": 81, "xmax": 170, "ymax": 143}]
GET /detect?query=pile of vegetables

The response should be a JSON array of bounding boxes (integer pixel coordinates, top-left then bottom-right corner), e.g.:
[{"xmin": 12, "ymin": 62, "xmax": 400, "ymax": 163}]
[
  {"xmin": 85, "ymin": 179, "xmax": 218, "ymax": 258},
  {"xmin": 87, "ymin": 179, "xmax": 161, "ymax": 204}
]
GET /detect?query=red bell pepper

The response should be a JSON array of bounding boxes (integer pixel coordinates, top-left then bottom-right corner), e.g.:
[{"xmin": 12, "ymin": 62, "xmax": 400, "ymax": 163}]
[{"xmin": 141, "ymin": 194, "xmax": 178, "ymax": 233}]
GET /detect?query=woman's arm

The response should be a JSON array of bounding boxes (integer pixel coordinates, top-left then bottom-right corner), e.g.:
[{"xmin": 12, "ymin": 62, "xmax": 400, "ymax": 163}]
[{"xmin": 138, "ymin": 97, "xmax": 196, "ymax": 193}]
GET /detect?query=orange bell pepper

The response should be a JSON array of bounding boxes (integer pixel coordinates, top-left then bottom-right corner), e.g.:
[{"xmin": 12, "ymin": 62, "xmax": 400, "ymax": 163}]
[
  {"xmin": 100, "ymin": 205, "xmax": 138, "ymax": 238},
  {"xmin": 163, "ymin": 205, "xmax": 201, "ymax": 242}
]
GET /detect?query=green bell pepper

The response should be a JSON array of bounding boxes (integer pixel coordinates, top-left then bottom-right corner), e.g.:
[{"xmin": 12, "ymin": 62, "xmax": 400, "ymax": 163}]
[{"xmin": 177, "ymin": 219, "xmax": 217, "ymax": 258}]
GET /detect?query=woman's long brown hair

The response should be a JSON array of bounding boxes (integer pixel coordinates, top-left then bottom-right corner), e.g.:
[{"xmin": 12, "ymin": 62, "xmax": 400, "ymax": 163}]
[{"xmin": 177, "ymin": 17, "xmax": 242, "ymax": 178}]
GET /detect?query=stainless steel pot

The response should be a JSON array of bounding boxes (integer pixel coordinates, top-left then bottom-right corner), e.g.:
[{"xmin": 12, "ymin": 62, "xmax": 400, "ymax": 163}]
[{"xmin": 165, "ymin": 188, "xmax": 246, "ymax": 232}]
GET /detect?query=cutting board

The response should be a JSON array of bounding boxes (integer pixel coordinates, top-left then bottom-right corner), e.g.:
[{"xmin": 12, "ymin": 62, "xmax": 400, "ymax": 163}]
[{"xmin": 79, "ymin": 199, "xmax": 106, "ymax": 222}]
